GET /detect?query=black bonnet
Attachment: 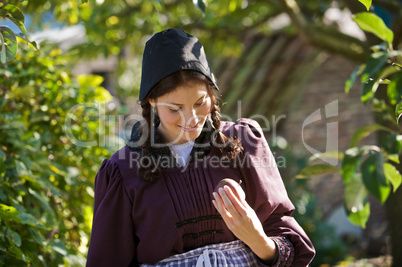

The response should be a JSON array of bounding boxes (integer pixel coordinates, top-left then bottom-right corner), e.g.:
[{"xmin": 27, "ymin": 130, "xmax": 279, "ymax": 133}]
[{"xmin": 139, "ymin": 29, "xmax": 219, "ymax": 100}]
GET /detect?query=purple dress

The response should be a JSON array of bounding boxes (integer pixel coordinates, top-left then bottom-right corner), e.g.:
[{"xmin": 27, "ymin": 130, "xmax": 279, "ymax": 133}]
[{"xmin": 86, "ymin": 118, "xmax": 315, "ymax": 266}]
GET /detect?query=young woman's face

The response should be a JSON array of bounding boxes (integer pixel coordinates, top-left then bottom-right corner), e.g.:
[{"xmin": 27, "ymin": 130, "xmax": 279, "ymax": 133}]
[{"xmin": 149, "ymin": 82, "xmax": 212, "ymax": 145}]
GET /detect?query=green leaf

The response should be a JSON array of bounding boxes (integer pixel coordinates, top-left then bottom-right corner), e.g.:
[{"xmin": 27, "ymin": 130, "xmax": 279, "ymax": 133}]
[
  {"xmin": 382, "ymin": 134, "xmax": 402, "ymax": 155},
  {"xmin": 29, "ymin": 40, "xmax": 38, "ymax": 50},
  {"xmin": 349, "ymin": 124, "xmax": 393, "ymax": 147},
  {"xmin": 357, "ymin": 0, "xmax": 372, "ymax": 11},
  {"xmin": 77, "ymin": 74, "xmax": 104, "ymax": 87},
  {"xmin": 345, "ymin": 65, "xmax": 364, "ymax": 93},
  {"xmin": 27, "ymin": 227, "xmax": 46, "ymax": 246},
  {"xmin": 18, "ymin": 154, "xmax": 31, "ymax": 169},
  {"xmin": 0, "ymin": 26, "xmax": 17, "ymax": 65},
  {"xmin": 0, "ymin": 97, "xmax": 7, "ymax": 109},
  {"xmin": 28, "ymin": 188, "xmax": 56, "ymax": 219},
  {"xmin": 0, "ymin": 39, "xmax": 5, "ymax": 64},
  {"xmin": 308, "ymin": 151, "xmax": 344, "ymax": 162},
  {"xmin": 348, "ymin": 202, "xmax": 370, "ymax": 229},
  {"xmin": 7, "ymin": 242, "xmax": 24, "ymax": 260},
  {"xmin": 361, "ymin": 77, "xmax": 375, "ymax": 103},
  {"xmin": 7, "ymin": 230, "xmax": 21, "ymax": 247},
  {"xmin": 359, "ymin": 52, "xmax": 392, "ymax": 104},
  {"xmin": 296, "ymin": 164, "xmax": 339, "ymax": 179},
  {"xmin": 17, "ymin": 212, "xmax": 44, "ymax": 228},
  {"xmin": 388, "ymin": 154, "xmax": 400, "ymax": 164},
  {"xmin": 371, "ymin": 98, "xmax": 388, "ymax": 112},
  {"xmin": 78, "ymin": 0, "xmax": 88, "ymax": 4},
  {"xmin": 193, "ymin": 0, "xmax": 206, "ymax": 14},
  {"xmin": 50, "ymin": 240, "xmax": 68, "ymax": 256},
  {"xmin": 360, "ymin": 52, "xmax": 389, "ymax": 83},
  {"xmin": 341, "ymin": 147, "xmax": 362, "ymax": 183},
  {"xmin": 396, "ymin": 100, "xmax": 402, "ymax": 124},
  {"xmin": 361, "ymin": 151, "xmax": 390, "ymax": 203},
  {"xmin": 383, "ymin": 163, "xmax": 402, "ymax": 192},
  {"xmin": 352, "ymin": 12, "xmax": 394, "ymax": 44},
  {"xmin": 14, "ymin": 33, "xmax": 38, "ymax": 50},
  {"xmin": 0, "ymin": 4, "xmax": 30, "ymax": 42},
  {"xmin": 0, "ymin": 204, "xmax": 22, "ymax": 224},
  {"xmin": 15, "ymin": 160, "xmax": 29, "ymax": 176},
  {"xmin": 49, "ymin": 163, "xmax": 67, "ymax": 176},
  {"xmin": 344, "ymin": 173, "xmax": 369, "ymax": 228},
  {"xmin": 370, "ymin": 42, "xmax": 388, "ymax": 52},
  {"xmin": 387, "ymin": 72, "xmax": 402, "ymax": 105}
]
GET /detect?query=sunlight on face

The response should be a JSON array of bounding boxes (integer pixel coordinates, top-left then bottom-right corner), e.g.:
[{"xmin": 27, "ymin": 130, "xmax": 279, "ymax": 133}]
[{"xmin": 149, "ymin": 82, "xmax": 212, "ymax": 145}]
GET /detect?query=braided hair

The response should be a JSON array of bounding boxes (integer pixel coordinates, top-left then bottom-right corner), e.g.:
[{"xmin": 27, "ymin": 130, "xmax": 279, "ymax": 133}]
[{"xmin": 138, "ymin": 70, "xmax": 243, "ymax": 181}]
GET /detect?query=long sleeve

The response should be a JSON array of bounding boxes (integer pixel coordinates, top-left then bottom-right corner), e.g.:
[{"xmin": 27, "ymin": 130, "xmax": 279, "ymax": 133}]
[
  {"xmin": 87, "ymin": 159, "xmax": 137, "ymax": 267},
  {"xmin": 233, "ymin": 118, "xmax": 315, "ymax": 266}
]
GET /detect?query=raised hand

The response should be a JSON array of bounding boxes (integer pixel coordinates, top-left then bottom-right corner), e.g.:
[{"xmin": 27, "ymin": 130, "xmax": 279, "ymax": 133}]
[{"xmin": 212, "ymin": 185, "xmax": 277, "ymax": 263}]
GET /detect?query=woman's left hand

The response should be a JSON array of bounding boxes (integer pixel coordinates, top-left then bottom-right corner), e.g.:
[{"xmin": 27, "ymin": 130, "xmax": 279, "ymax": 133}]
[{"xmin": 212, "ymin": 185, "xmax": 277, "ymax": 262}]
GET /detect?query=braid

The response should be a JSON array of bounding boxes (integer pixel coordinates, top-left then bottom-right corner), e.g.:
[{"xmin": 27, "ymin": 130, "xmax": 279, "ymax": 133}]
[
  {"xmin": 136, "ymin": 69, "xmax": 243, "ymax": 182},
  {"xmin": 210, "ymin": 95, "xmax": 243, "ymax": 160},
  {"xmin": 137, "ymin": 102, "xmax": 161, "ymax": 182},
  {"xmin": 211, "ymin": 101, "xmax": 221, "ymax": 134}
]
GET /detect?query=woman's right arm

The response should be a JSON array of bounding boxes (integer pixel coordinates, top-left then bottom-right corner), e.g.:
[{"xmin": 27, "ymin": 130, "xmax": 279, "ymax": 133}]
[
  {"xmin": 86, "ymin": 159, "xmax": 137, "ymax": 267},
  {"xmin": 233, "ymin": 118, "xmax": 315, "ymax": 266}
]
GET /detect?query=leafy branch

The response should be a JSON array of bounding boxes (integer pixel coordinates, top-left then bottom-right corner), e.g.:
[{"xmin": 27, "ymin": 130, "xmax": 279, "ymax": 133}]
[
  {"xmin": 297, "ymin": 0, "xmax": 402, "ymax": 229},
  {"xmin": 0, "ymin": 2, "xmax": 37, "ymax": 67}
]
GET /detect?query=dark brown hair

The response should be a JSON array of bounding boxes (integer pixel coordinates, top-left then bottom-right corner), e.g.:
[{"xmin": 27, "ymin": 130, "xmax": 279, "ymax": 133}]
[{"xmin": 138, "ymin": 70, "xmax": 243, "ymax": 181}]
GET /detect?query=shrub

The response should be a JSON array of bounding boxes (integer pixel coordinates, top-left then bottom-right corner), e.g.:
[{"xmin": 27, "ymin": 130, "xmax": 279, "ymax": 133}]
[{"xmin": 0, "ymin": 42, "xmax": 116, "ymax": 266}]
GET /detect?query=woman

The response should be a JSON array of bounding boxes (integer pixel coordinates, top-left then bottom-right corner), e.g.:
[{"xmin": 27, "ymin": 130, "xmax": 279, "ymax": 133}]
[{"xmin": 87, "ymin": 29, "xmax": 315, "ymax": 266}]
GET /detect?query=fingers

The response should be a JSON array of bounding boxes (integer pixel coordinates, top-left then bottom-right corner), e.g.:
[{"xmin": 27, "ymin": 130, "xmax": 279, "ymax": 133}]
[
  {"xmin": 213, "ymin": 186, "xmax": 247, "ymax": 218},
  {"xmin": 212, "ymin": 187, "xmax": 267, "ymax": 245},
  {"xmin": 212, "ymin": 192, "xmax": 233, "ymax": 225},
  {"xmin": 222, "ymin": 186, "xmax": 247, "ymax": 216}
]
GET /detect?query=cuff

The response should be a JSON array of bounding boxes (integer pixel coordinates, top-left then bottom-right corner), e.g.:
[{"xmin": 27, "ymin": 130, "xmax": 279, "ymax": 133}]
[{"xmin": 268, "ymin": 236, "xmax": 295, "ymax": 267}]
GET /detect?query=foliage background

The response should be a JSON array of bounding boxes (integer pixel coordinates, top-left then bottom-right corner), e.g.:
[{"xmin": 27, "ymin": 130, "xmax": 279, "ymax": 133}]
[{"xmin": 0, "ymin": 42, "xmax": 117, "ymax": 265}]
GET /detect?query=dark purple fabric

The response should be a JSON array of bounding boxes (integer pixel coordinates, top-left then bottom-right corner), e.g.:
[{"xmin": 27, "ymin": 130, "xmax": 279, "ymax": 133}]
[
  {"xmin": 86, "ymin": 118, "xmax": 315, "ymax": 266},
  {"xmin": 270, "ymin": 236, "xmax": 294, "ymax": 267}
]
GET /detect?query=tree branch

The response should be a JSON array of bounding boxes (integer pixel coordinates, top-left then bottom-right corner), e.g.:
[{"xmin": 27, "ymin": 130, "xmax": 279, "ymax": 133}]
[
  {"xmin": 281, "ymin": 0, "xmax": 370, "ymax": 63},
  {"xmin": 305, "ymin": 25, "xmax": 370, "ymax": 62}
]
